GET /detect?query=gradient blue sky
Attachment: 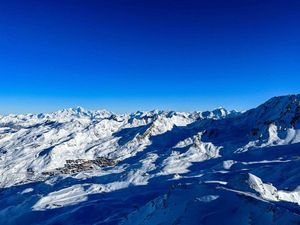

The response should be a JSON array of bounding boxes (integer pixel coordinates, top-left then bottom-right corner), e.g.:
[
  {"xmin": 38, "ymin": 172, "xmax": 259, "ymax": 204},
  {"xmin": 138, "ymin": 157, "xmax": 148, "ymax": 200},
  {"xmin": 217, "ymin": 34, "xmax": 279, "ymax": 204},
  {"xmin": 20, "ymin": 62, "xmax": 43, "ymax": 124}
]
[{"xmin": 0, "ymin": 0, "xmax": 300, "ymax": 114}]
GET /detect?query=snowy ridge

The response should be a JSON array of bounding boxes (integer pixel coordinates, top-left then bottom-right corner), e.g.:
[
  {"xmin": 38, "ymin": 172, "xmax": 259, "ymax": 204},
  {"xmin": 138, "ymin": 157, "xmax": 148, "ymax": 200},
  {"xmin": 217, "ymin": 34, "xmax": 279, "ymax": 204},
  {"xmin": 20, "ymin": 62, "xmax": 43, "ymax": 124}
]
[{"xmin": 0, "ymin": 94, "xmax": 300, "ymax": 224}]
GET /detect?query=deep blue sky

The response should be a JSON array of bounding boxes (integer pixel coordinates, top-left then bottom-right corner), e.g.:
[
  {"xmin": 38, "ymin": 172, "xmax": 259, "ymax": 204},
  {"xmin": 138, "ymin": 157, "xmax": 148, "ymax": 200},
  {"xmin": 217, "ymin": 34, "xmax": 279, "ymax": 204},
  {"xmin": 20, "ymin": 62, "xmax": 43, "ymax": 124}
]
[{"xmin": 0, "ymin": 0, "xmax": 300, "ymax": 114}]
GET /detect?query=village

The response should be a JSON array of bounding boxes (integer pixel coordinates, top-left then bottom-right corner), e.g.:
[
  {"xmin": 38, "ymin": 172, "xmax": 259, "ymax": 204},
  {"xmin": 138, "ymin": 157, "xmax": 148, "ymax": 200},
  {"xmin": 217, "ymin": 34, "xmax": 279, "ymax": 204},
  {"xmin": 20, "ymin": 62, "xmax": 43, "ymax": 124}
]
[{"xmin": 42, "ymin": 157, "xmax": 117, "ymax": 176}]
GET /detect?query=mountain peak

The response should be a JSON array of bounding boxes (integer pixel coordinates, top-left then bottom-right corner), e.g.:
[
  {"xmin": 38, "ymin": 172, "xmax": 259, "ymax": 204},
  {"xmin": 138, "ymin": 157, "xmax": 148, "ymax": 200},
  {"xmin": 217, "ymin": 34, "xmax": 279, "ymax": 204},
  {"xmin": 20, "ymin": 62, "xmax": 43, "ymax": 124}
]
[{"xmin": 242, "ymin": 94, "xmax": 300, "ymax": 128}]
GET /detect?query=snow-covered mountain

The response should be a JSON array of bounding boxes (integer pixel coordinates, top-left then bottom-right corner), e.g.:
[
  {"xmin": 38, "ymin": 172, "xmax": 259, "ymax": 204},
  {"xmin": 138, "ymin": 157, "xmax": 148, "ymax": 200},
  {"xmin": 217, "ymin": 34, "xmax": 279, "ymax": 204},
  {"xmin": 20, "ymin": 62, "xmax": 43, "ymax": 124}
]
[{"xmin": 1, "ymin": 94, "xmax": 300, "ymax": 225}]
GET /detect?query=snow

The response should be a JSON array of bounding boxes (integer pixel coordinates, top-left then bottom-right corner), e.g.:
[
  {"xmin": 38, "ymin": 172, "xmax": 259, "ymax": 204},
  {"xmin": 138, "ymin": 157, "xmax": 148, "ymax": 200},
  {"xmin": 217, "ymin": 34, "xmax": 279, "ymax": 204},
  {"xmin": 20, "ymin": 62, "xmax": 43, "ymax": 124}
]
[
  {"xmin": 32, "ymin": 184, "xmax": 89, "ymax": 211},
  {"xmin": 20, "ymin": 188, "xmax": 34, "ymax": 194},
  {"xmin": 248, "ymin": 173, "xmax": 300, "ymax": 205},
  {"xmin": 196, "ymin": 195, "xmax": 219, "ymax": 202},
  {"xmin": 223, "ymin": 160, "xmax": 236, "ymax": 169},
  {"xmin": 160, "ymin": 133, "xmax": 221, "ymax": 175}
]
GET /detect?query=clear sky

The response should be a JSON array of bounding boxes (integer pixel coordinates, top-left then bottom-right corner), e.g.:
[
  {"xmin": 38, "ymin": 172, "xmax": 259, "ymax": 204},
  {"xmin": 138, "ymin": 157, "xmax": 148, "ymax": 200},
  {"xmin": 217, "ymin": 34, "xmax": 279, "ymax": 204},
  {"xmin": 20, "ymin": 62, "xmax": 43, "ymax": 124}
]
[{"xmin": 0, "ymin": 0, "xmax": 299, "ymax": 114}]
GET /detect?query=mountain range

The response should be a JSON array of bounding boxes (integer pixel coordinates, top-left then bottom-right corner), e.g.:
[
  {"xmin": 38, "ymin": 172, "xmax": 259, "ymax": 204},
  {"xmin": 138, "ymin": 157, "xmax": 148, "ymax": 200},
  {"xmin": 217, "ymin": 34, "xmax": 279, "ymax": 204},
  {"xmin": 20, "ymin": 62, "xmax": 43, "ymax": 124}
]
[{"xmin": 1, "ymin": 94, "xmax": 300, "ymax": 225}]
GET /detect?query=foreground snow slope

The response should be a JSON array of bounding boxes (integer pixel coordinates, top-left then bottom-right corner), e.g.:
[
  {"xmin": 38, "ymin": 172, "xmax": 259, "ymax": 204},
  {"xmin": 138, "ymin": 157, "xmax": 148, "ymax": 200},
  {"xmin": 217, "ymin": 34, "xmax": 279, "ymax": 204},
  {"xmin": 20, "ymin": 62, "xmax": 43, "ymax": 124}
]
[{"xmin": 0, "ymin": 94, "xmax": 300, "ymax": 224}]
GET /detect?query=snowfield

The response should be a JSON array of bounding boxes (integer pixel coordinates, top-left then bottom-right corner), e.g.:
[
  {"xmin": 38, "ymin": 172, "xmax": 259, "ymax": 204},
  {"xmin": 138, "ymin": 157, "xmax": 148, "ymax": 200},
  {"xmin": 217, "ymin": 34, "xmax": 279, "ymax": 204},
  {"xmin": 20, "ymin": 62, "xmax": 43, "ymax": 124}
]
[{"xmin": 1, "ymin": 94, "xmax": 300, "ymax": 224}]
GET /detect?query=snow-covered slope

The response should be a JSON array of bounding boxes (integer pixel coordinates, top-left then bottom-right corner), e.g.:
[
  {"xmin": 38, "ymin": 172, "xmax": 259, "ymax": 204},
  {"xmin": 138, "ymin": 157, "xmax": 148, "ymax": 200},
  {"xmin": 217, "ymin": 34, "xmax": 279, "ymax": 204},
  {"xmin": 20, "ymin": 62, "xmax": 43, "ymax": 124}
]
[{"xmin": 0, "ymin": 94, "xmax": 300, "ymax": 225}]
